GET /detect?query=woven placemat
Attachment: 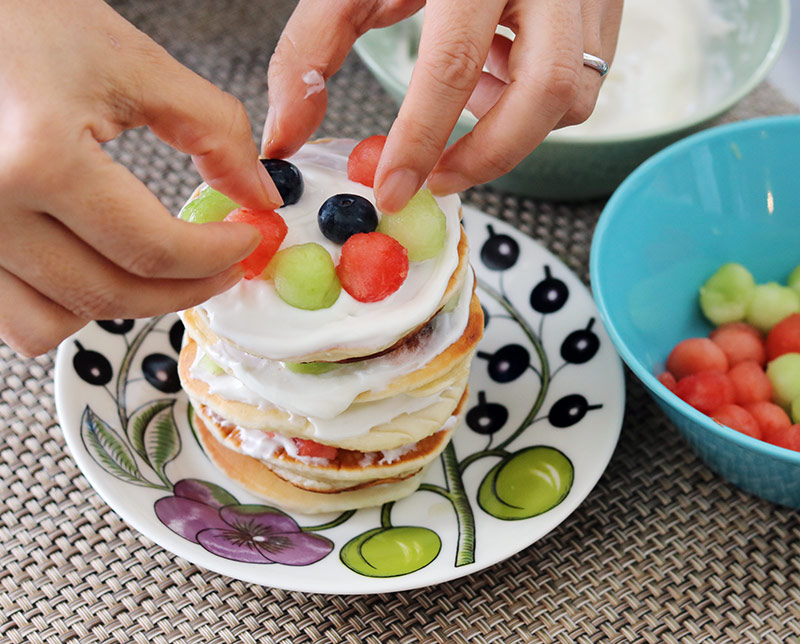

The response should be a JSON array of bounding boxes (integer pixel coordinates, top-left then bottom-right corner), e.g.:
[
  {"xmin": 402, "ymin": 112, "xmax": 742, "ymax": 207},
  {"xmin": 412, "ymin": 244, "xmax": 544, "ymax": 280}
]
[{"xmin": 2, "ymin": 2, "xmax": 800, "ymax": 643}]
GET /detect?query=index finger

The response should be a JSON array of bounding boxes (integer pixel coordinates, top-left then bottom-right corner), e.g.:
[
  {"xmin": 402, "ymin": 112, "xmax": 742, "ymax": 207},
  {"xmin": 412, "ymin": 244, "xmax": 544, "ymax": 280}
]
[
  {"xmin": 428, "ymin": 0, "xmax": 584, "ymax": 195},
  {"xmin": 374, "ymin": 0, "xmax": 504, "ymax": 212},
  {"xmin": 118, "ymin": 45, "xmax": 283, "ymax": 210},
  {"xmin": 262, "ymin": 0, "xmax": 424, "ymax": 160}
]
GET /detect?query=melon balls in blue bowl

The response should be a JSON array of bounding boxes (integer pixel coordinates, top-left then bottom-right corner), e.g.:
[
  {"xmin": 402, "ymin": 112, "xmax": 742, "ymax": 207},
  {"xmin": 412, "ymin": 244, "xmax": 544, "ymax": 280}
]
[{"xmin": 590, "ymin": 115, "xmax": 800, "ymax": 508}]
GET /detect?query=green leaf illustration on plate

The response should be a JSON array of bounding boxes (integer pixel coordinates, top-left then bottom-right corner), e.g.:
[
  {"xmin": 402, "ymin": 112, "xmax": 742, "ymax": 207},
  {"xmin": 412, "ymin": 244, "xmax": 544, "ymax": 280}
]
[
  {"xmin": 128, "ymin": 399, "xmax": 181, "ymax": 487},
  {"xmin": 80, "ymin": 406, "xmax": 146, "ymax": 486},
  {"xmin": 129, "ymin": 399, "xmax": 172, "ymax": 461},
  {"xmin": 340, "ymin": 526, "xmax": 442, "ymax": 577},
  {"xmin": 478, "ymin": 446, "xmax": 573, "ymax": 520}
]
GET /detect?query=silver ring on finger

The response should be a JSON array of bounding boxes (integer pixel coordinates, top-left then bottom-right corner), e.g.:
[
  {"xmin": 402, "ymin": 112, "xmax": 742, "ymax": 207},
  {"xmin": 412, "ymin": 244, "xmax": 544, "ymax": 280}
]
[{"xmin": 583, "ymin": 52, "xmax": 609, "ymax": 77}]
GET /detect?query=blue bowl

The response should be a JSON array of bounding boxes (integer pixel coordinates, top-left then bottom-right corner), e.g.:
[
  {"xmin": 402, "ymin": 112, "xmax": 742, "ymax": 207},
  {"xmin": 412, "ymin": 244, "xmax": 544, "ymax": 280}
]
[{"xmin": 590, "ymin": 115, "xmax": 800, "ymax": 507}]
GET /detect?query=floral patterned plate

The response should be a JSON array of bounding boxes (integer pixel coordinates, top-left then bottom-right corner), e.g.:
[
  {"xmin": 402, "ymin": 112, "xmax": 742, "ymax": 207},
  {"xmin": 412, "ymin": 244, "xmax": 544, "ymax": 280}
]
[{"xmin": 54, "ymin": 206, "xmax": 625, "ymax": 594}]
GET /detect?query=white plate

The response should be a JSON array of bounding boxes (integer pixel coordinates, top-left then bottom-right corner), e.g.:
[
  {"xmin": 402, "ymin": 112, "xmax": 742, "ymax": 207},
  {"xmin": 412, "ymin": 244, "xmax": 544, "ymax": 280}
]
[{"xmin": 54, "ymin": 206, "xmax": 625, "ymax": 594}]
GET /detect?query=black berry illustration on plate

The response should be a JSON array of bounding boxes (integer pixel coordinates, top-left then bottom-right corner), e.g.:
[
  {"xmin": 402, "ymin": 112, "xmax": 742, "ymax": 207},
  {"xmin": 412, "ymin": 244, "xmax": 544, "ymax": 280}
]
[
  {"xmin": 530, "ymin": 265, "xmax": 568, "ymax": 313},
  {"xmin": 560, "ymin": 318, "xmax": 600, "ymax": 364},
  {"xmin": 466, "ymin": 391, "xmax": 509, "ymax": 435},
  {"xmin": 548, "ymin": 394, "xmax": 602, "ymax": 428},
  {"xmin": 96, "ymin": 319, "xmax": 134, "ymax": 335},
  {"xmin": 169, "ymin": 319, "xmax": 185, "ymax": 354},
  {"xmin": 480, "ymin": 224, "xmax": 519, "ymax": 271},
  {"xmin": 73, "ymin": 341, "xmax": 113, "ymax": 386},
  {"xmin": 142, "ymin": 353, "xmax": 181, "ymax": 393},
  {"xmin": 477, "ymin": 344, "xmax": 530, "ymax": 383}
]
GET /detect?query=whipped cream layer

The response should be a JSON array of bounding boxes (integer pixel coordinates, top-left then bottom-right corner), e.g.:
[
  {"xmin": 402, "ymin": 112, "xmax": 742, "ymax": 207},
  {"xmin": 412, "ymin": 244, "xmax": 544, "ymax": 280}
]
[
  {"xmin": 189, "ymin": 368, "xmax": 456, "ymax": 443},
  {"xmin": 190, "ymin": 342, "xmax": 454, "ymax": 442},
  {"xmin": 194, "ymin": 138, "xmax": 462, "ymax": 360},
  {"xmin": 204, "ymin": 408, "xmax": 457, "ymax": 469},
  {"xmin": 191, "ymin": 269, "xmax": 473, "ymax": 420}
]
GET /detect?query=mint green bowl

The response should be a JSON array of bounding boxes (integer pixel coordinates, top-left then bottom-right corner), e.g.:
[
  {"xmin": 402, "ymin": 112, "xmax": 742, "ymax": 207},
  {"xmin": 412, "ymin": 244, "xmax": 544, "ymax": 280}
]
[{"xmin": 353, "ymin": 0, "xmax": 790, "ymax": 201}]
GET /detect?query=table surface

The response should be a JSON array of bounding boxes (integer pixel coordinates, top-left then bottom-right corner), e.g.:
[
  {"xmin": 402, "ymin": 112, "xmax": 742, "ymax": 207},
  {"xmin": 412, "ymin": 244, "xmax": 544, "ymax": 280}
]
[{"xmin": 2, "ymin": 2, "xmax": 800, "ymax": 643}]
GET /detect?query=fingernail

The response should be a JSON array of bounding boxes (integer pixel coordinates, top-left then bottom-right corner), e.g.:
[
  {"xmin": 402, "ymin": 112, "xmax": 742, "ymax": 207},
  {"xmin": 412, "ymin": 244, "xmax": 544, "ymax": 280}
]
[
  {"xmin": 428, "ymin": 170, "xmax": 469, "ymax": 196},
  {"xmin": 376, "ymin": 168, "xmax": 421, "ymax": 213},
  {"xmin": 211, "ymin": 220, "xmax": 261, "ymax": 260},
  {"xmin": 220, "ymin": 265, "xmax": 246, "ymax": 290},
  {"xmin": 260, "ymin": 108, "xmax": 276, "ymax": 156},
  {"xmin": 257, "ymin": 161, "xmax": 283, "ymax": 207}
]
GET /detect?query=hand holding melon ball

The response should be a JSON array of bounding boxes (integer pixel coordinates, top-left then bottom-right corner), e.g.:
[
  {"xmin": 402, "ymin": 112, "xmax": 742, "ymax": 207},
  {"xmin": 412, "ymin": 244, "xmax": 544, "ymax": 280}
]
[
  {"xmin": 658, "ymin": 263, "xmax": 800, "ymax": 450},
  {"xmin": 0, "ymin": 0, "xmax": 285, "ymax": 358}
]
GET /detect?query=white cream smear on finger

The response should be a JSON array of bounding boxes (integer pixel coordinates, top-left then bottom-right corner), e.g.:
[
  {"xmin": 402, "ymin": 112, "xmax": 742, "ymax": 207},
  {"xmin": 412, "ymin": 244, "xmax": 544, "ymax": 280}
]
[
  {"xmin": 195, "ymin": 139, "xmax": 462, "ymax": 360},
  {"xmin": 302, "ymin": 69, "xmax": 325, "ymax": 98}
]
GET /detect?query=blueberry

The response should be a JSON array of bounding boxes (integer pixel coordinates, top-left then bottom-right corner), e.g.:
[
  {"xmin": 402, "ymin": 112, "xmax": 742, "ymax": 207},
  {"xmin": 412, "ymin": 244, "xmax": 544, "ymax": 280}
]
[
  {"xmin": 318, "ymin": 193, "xmax": 378, "ymax": 244},
  {"xmin": 261, "ymin": 159, "xmax": 303, "ymax": 207}
]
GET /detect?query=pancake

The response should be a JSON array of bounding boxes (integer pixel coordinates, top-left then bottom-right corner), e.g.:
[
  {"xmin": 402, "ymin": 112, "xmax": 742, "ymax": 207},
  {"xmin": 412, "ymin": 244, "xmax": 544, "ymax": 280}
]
[
  {"xmin": 179, "ymin": 277, "xmax": 482, "ymax": 444},
  {"xmin": 195, "ymin": 412, "xmax": 434, "ymax": 514},
  {"xmin": 194, "ymin": 384, "xmax": 467, "ymax": 493},
  {"xmin": 177, "ymin": 137, "xmax": 481, "ymax": 512},
  {"xmin": 184, "ymin": 138, "xmax": 465, "ymax": 364},
  {"xmin": 181, "ymin": 352, "xmax": 470, "ymax": 452}
]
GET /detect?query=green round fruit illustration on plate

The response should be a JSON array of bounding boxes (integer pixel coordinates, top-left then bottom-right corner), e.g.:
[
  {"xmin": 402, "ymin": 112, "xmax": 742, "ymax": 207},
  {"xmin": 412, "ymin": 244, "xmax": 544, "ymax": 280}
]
[
  {"xmin": 340, "ymin": 526, "xmax": 442, "ymax": 577},
  {"xmin": 478, "ymin": 446, "xmax": 574, "ymax": 520}
]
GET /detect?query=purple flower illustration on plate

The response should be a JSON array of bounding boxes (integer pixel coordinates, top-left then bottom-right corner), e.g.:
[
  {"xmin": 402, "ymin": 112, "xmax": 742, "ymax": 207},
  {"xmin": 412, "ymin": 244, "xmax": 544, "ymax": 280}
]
[{"xmin": 155, "ymin": 479, "xmax": 333, "ymax": 565}]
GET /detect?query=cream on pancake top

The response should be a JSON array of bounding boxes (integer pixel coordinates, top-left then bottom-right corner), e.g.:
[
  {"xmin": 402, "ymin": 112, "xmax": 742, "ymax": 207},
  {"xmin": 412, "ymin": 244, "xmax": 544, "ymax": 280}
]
[{"xmin": 191, "ymin": 138, "xmax": 462, "ymax": 360}]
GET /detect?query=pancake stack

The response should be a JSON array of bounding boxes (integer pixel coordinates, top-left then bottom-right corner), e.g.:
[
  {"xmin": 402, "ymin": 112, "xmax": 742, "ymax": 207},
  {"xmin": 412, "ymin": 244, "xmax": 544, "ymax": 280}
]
[{"xmin": 178, "ymin": 139, "xmax": 482, "ymax": 513}]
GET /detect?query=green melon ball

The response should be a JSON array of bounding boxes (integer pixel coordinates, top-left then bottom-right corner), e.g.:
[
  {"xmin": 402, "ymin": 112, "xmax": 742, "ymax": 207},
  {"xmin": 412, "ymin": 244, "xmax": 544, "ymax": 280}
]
[
  {"xmin": 788, "ymin": 265, "xmax": 800, "ymax": 297},
  {"xmin": 698, "ymin": 262, "xmax": 755, "ymax": 326},
  {"xmin": 766, "ymin": 353, "xmax": 800, "ymax": 410},
  {"xmin": 791, "ymin": 395, "xmax": 800, "ymax": 424},
  {"xmin": 268, "ymin": 243, "xmax": 341, "ymax": 310},
  {"xmin": 746, "ymin": 282, "xmax": 800, "ymax": 333},
  {"xmin": 377, "ymin": 189, "xmax": 446, "ymax": 262},
  {"xmin": 179, "ymin": 186, "xmax": 239, "ymax": 223}
]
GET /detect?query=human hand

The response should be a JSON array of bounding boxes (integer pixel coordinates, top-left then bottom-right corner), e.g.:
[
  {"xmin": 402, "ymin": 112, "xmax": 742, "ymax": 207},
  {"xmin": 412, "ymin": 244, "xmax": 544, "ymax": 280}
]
[
  {"xmin": 262, "ymin": 0, "xmax": 623, "ymax": 213},
  {"xmin": 0, "ymin": 0, "xmax": 283, "ymax": 357}
]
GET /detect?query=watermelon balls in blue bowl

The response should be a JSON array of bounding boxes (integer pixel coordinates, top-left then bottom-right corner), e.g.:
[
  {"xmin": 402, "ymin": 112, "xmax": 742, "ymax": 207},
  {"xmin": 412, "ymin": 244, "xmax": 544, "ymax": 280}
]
[{"xmin": 590, "ymin": 115, "xmax": 800, "ymax": 508}]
